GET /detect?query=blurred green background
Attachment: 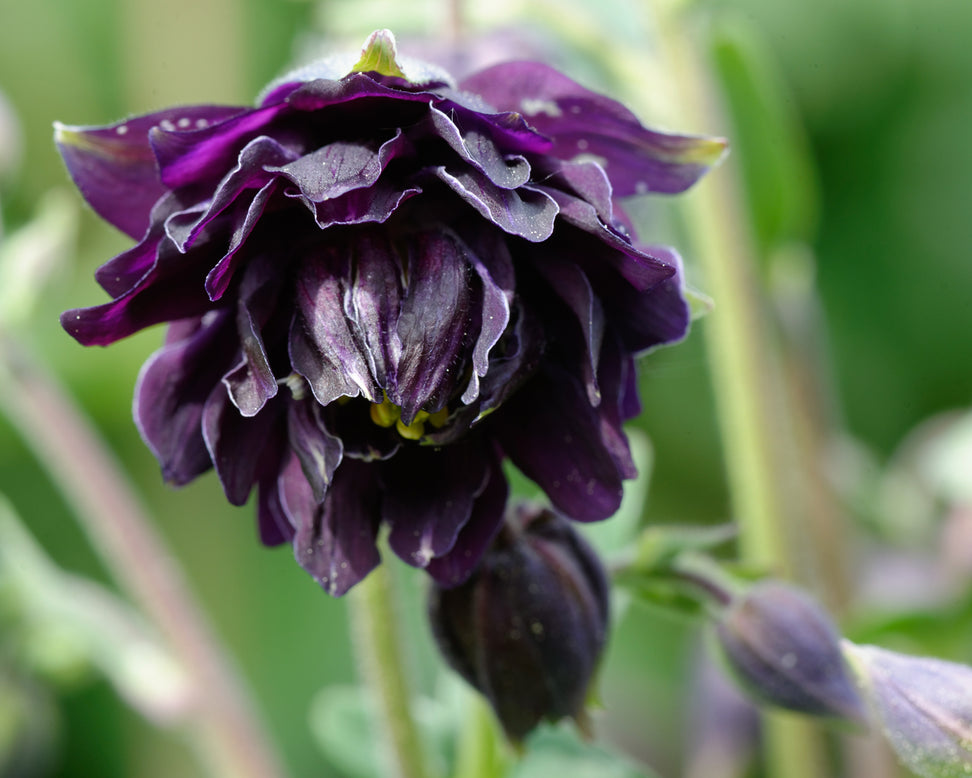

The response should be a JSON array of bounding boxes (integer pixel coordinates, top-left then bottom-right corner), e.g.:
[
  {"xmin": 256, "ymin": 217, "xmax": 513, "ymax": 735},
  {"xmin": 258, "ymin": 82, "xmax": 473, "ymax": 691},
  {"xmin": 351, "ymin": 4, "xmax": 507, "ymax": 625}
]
[{"xmin": 0, "ymin": 0, "xmax": 970, "ymax": 775}]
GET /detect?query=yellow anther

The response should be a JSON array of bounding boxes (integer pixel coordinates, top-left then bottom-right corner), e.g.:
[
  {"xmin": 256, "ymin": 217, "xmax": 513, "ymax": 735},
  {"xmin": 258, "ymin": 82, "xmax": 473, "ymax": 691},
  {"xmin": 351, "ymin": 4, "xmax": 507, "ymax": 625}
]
[
  {"xmin": 427, "ymin": 407, "xmax": 449, "ymax": 428},
  {"xmin": 370, "ymin": 397, "xmax": 400, "ymax": 428},
  {"xmin": 396, "ymin": 417, "xmax": 426, "ymax": 440}
]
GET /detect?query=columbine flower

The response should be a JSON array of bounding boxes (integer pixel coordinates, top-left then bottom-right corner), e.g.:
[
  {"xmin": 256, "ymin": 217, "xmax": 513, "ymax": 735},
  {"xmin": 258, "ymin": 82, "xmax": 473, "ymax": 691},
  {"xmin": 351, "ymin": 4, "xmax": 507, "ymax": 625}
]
[
  {"xmin": 56, "ymin": 30, "xmax": 724, "ymax": 595},
  {"xmin": 428, "ymin": 504, "xmax": 609, "ymax": 743}
]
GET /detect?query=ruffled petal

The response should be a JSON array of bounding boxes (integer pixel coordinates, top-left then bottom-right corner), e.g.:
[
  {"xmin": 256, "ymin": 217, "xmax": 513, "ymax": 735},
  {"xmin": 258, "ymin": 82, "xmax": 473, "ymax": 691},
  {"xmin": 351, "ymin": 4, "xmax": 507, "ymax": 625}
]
[
  {"xmin": 428, "ymin": 103, "xmax": 531, "ymax": 190},
  {"xmin": 435, "ymin": 167, "xmax": 559, "ymax": 243},
  {"xmin": 461, "ymin": 61, "xmax": 727, "ymax": 196},
  {"xmin": 164, "ymin": 135, "xmax": 297, "ymax": 253},
  {"xmin": 310, "ymin": 182, "xmax": 421, "ymax": 228},
  {"xmin": 268, "ymin": 129, "xmax": 410, "ymax": 202}
]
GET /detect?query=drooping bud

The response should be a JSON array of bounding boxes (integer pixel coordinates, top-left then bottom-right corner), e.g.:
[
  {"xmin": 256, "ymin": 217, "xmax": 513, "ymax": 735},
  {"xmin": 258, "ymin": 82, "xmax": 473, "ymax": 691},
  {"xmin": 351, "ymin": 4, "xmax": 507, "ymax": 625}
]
[
  {"xmin": 845, "ymin": 643, "xmax": 972, "ymax": 778},
  {"xmin": 715, "ymin": 581, "xmax": 865, "ymax": 723},
  {"xmin": 428, "ymin": 504, "xmax": 609, "ymax": 743}
]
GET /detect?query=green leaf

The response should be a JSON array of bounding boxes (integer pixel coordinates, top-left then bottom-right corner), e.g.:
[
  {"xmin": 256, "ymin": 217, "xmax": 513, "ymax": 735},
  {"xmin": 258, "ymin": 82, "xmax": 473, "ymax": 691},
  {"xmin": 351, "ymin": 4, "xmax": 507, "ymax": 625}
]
[
  {"xmin": 709, "ymin": 14, "xmax": 819, "ymax": 259},
  {"xmin": 351, "ymin": 30, "xmax": 407, "ymax": 80},
  {"xmin": 308, "ymin": 686, "xmax": 381, "ymax": 778},
  {"xmin": 309, "ymin": 684, "xmax": 457, "ymax": 778},
  {"xmin": 511, "ymin": 726, "xmax": 659, "ymax": 778},
  {"xmin": 631, "ymin": 523, "xmax": 737, "ymax": 572}
]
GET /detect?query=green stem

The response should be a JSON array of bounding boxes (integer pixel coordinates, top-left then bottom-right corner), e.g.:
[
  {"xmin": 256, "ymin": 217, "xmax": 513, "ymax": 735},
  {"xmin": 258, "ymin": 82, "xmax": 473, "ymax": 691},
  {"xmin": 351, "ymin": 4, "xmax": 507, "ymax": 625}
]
[
  {"xmin": 0, "ymin": 339, "xmax": 287, "ymax": 778},
  {"xmin": 648, "ymin": 4, "xmax": 827, "ymax": 777},
  {"xmin": 350, "ymin": 560, "xmax": 430, "ymax": 778}
]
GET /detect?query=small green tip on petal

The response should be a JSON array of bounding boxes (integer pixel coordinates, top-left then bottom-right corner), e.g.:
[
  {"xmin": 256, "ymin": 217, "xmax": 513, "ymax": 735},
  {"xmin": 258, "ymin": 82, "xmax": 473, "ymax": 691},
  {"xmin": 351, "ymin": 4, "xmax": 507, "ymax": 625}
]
[
  {"xmin": 351, "ymin": 30, "xmax": 407, "ymax": 80},
  {"xmin": 680, "ymin": 136, "xmax": 730, "ymax": 168}
]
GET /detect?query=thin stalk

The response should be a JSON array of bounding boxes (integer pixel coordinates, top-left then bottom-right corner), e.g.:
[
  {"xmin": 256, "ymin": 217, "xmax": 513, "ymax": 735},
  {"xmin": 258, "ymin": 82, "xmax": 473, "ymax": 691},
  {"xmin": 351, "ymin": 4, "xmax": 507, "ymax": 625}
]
[
  {"xmin": 648, "ymin": 3, "xmax": 828, "ymax": 777},
  {"xmin": 0, "ymin": 339, "xmax": 287, "ymax": 778},
  {"xmin": 350, "ymin": 560, "xmax": 430, "ymax": 778}
]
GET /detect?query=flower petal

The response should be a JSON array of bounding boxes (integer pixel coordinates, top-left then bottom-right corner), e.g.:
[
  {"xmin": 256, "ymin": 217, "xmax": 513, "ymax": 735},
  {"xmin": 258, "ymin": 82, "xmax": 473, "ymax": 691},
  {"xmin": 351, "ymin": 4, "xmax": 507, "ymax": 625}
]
[
  {"xmin": 310, "ymin": 182, "xmax": 421, "ymax": 228},
  {"xmin": 133, "ymin": 311, "xmax": 235, "ymax": 485},
  {"xmin": 61, "ymin": 236, "xmax": 217, "ymax": 346},
  {"xmin": 425, "ymin": 446, "xmax": 508, "ymax": 586},
  {"xmin": 459, "ymin": 232, "xmax": 513, "ymax": 405},
  {"xmin": 201, "ymin": 384, "xmax": 281, "ymax": 505},
  {"xmin": 429, "ymin": 103, "xmax": 532, "ymax": 190},
  {"xmin": 391, "ymin": 230, "xmax": 476, "ymax": 421},
  {"xmin": 382, "ymin": 440, "xmax": 491, "ymax": 568},
  {"xmin": 287, "ymin": 399, "xmax": 343, "ymax": 504},
  {"xmin": 268, "ymin": 129, "xmax": 410, "ymax": 202},
  {"xmin": 344, "ymin": 231, "xmax": 404, "ymax": 392},
  {"xmin": 150, "ymin": 102, "xmax": 290, "ymax": 190},
  {"xmin": 53, "ymin": 106, "xmax": 245, "ymax": 240},
  {"xmin": 256, "ymin": 471, "xmax": 295, "ymax": 546},
  {"xmin": 222, "ymin": 252, "xmax": 285, "ymax": 416},
  {"xmin": 279, "ymin": 454, "xmax": 381, "ymax": 596},
  {"xmin": 494, "ymin": 365, "xmax": 625, "ymax": 521},
  {"xmin": 435, "ymin": 167, "xmax": 559, "ymax": 243},
  {"xmin": 164, "ymin": 135, "xmax": 297, "ymax": 253},
  {"xmin": 289, "ymin": 242, "xmax": 381, "ymax": 404},
  {"xmin": 461, "ymin": 61, "xmax": 727, "ymax": 196},
  {"xmin": 530, "ymin": 254, "xmax": 605, "ymax": 406}
]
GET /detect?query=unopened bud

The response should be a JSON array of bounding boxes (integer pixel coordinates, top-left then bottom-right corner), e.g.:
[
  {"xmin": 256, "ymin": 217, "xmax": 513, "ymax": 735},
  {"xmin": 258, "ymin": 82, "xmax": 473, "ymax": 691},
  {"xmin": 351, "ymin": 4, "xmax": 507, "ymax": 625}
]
[
  {"xmin": 428, "ymin": 504, "xmax": 609, "ymax": 743},
  {"xmin": 845, "ymin": 643, "xmax": 972, "ymax": 778},
  {"xmin": 715, "ymin": 581, "xmax": 865, "ymax": 723}
]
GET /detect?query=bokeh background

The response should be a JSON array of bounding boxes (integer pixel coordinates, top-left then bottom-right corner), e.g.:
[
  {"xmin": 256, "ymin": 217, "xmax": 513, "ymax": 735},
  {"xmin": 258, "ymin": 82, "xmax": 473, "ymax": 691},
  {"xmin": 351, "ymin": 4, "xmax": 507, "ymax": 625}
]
[{"xmin": 1, "ymin": 0, "xmax": 970, "ymax": 775}]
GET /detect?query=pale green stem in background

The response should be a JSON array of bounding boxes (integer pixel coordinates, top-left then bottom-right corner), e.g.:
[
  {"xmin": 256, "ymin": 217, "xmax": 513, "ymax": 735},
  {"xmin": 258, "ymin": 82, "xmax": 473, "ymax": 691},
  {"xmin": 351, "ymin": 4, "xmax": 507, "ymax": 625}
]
[
  {"xmin": 350, "ymin": 559, "xmax": 431, "ymax": 778},
  {"xmin": 0, "ymin": 340, "xmax": 288, "ymax": 778},
  {"xmin": 452, "ymin": 686, "xmax": 509, "ymax": 778},
  {"xmin": 648, "ymin": 2, "xmax": 829, "ymax": 777}
]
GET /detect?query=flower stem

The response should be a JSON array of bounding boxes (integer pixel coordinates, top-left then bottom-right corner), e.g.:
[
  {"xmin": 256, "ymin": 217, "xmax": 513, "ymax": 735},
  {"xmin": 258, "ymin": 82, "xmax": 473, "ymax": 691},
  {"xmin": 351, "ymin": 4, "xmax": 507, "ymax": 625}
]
[
  {"xmin": 350, "ymin": 560, "xmax": 430, "ymax": 778},
  {"xmin": 0, "ymin": 339, "xmax": 288, "ymax": 778},
  {"xmin": 648, "ymin": 4, "xmax": 828, "ymax": 777}
]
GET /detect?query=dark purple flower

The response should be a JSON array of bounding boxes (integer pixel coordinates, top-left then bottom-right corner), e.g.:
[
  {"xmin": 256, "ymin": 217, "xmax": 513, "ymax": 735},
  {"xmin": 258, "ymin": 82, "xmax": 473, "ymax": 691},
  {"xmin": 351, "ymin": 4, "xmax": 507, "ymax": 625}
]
[
  {"xmin": 56, "ymin": 30, "xmax": 724, "ymax": 595},
  {"xmin": 428, "ymin": 504, "xmax": 610, "ymax": 742}
]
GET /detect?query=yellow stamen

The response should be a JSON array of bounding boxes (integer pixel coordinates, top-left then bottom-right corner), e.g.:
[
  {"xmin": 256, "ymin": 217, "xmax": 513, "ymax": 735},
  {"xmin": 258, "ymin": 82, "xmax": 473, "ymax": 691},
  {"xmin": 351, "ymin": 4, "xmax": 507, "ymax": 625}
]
[
  {"xmin": 396, "ymin": 417, "xmax": 426, "ymax": 440},
  {"xmin": 427, "ymin": 407, "xmax": 449, "ymax": 428},
  {"xmin": 370, "ymin": 397, "xmax": 400, "ymax": 428}
]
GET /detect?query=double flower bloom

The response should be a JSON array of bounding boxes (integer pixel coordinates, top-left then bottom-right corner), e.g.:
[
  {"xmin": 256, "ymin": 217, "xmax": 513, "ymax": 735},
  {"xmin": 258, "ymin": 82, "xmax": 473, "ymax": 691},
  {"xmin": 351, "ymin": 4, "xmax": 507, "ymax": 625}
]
[{"xmin": 56, "ymin": 31, "xmax": 725, "ymax": 596}]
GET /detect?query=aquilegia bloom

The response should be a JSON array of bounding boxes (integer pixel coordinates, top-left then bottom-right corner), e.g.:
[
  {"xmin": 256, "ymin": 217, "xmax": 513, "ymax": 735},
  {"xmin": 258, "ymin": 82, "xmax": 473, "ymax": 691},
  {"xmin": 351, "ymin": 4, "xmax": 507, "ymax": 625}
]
[{"xmin": 57, "ymin": 30, "xmax": 724, "ymax": 595}]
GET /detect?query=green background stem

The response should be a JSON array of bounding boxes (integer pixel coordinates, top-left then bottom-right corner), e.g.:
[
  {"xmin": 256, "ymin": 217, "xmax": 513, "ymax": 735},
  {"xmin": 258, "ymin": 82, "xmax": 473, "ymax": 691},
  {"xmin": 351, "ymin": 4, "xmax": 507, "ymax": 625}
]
[
  {"xmin": 650, "ymin": 3, "xmax": 829, "ymax": 776},
  {"xmin": 0, "ymin": 340, "xmax": 287, "ymax": 778},
  {"xmin": 350, "ymin": 559, "xmax": 431, "ymax": 778}
]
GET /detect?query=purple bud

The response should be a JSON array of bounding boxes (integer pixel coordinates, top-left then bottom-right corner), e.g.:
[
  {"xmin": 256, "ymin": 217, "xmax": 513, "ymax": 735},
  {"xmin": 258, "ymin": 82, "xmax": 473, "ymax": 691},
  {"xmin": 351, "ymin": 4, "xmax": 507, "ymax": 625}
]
[
  {"xmin": 428, "ymin": 504, "xmax": 609, "ymax": 743},
  {"xmin": 846, "ymin": 643, "xmax": 972, "ymax": 777},
  {"xmin": 715, "ymin": 581, "xmax": 865, "ymax": 723}
]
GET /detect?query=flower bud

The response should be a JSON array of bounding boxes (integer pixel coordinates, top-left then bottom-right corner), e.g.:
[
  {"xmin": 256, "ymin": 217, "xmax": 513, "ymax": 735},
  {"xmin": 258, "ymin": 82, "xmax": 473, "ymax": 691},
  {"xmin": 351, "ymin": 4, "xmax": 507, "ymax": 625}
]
[
  {"xmin": 428, "ymin": 504, "xmax": 609, "ymax": 743},
  {"xmin": 845, "ymin": 643, "xmax": 972, "ymax": 778},
  {"xmin": 715, "ymin": 581, "xmax": 865, "ymax": 723}
]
